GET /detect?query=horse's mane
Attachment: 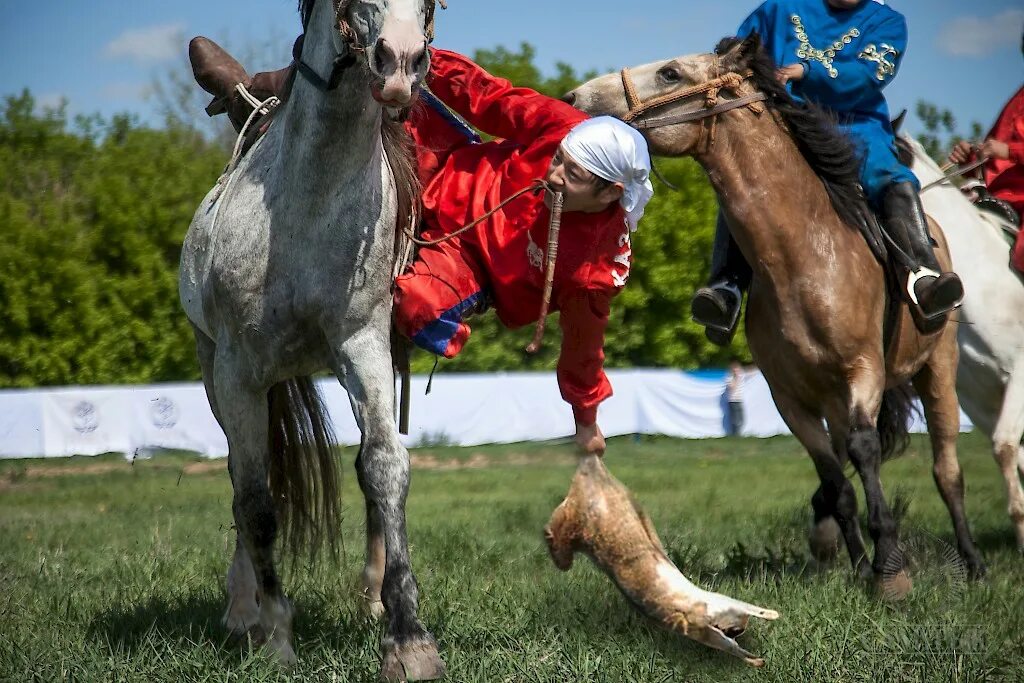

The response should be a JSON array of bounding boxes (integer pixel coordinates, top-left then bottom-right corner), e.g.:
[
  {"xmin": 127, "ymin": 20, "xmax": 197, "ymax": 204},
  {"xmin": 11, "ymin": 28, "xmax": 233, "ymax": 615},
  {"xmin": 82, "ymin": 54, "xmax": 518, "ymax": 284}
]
[
  {"xmin": 716, "ymin": 35, "xmax": 869, "ymax": 231},
  {"xmin": 298, "ymin": 0, "xmax": 317, "ymax": 27}
]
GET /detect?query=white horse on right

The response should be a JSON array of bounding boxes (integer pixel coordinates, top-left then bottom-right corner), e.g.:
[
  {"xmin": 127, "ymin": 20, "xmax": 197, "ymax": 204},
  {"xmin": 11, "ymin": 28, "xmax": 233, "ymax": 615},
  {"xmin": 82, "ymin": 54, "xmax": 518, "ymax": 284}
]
[{"xmin": 902, "ymin": 134, "xmax": 1024, "ymax": 549}]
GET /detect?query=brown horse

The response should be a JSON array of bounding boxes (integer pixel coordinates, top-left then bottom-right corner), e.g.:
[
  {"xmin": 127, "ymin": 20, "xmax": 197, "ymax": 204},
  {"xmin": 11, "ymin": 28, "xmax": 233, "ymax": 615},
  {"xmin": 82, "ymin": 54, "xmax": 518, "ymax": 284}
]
[{"xmin": 566, "ymin": 35, "xmax": 985, "ymax": 590}]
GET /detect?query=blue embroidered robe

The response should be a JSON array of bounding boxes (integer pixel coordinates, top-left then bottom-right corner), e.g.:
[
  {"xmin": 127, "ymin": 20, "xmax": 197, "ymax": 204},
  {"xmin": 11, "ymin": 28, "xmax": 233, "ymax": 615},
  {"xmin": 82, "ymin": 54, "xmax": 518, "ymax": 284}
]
[{"xmin": 738, "ymin": 0, "xmax": 918, "ymax": 202}]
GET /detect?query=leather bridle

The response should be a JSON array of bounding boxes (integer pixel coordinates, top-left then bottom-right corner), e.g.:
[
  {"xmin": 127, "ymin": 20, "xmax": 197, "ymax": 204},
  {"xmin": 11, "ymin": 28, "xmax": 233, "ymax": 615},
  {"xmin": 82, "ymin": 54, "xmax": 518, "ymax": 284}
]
[
  {"xmin": 619, "ymin": 66, "xmax": 767, "ymax": 152},
  {"xmin": 297, "ymin": 0, "xmax": 444, "ymax": 92}
]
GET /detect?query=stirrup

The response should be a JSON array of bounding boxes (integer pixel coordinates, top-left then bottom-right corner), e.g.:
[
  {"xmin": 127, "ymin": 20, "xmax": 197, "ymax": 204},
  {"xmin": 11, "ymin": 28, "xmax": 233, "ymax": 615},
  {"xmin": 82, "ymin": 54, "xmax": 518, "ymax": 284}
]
[
  {"xmin": 692, "ymin": 282, "xmax": 742, "ymax": 333},
  {"xmin": 907, "ymin": 268, "xmax": 963, "ymax": 319}
]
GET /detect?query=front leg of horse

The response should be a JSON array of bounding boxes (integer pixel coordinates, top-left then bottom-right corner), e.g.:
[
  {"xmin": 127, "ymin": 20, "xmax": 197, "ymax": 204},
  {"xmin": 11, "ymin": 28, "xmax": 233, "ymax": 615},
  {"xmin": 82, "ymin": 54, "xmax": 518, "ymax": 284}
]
[
  {"xmin": 846, "ymin": 425, "xmax": 910, "ymax": 599},
  {"xmin": 216, "ymin": 370, "xmax": 296, "ymax": 664},
  {"xmin": 336, "ymin": 334, "xmax": 445, "ymax": 681}
]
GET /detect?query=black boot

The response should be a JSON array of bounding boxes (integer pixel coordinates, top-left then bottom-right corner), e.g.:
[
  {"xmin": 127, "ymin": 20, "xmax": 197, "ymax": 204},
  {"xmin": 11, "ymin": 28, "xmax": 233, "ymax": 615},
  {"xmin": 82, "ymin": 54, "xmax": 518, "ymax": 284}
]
[
  {"xmin": 691, "ymin": 211, "xmax": 751, "ymax": 346},
  {"xmin": 881, "ymin": 182, "xmax": 964, "ymax": 319}
]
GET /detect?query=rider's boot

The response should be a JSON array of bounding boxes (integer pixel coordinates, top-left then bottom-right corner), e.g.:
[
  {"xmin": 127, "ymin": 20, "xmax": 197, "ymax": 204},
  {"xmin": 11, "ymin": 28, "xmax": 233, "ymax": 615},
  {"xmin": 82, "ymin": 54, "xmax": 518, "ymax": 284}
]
[
  {"xmin": 188, "ymin": 36, "xmax": 298, "ymax": 133},
  {"xmin": 881, "ymin": 181, "xmax": 964, "ymax": 319},
  {"xmin": 188, "ymin": 37, "xmax": 255, "ymax": 132},
  {"xmin": 691, "ymin": 213, "xmax": 750, "ymax": 346}
]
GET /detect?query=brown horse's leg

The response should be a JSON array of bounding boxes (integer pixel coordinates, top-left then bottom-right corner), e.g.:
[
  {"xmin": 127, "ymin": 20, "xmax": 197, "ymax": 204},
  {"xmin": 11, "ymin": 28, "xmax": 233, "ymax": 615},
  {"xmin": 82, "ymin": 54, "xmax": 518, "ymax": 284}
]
[
  {"xmin": 912, "ymin": 351, "xmax": 987, "ymax": 577},
  {"xmin": 775, "ymin": 395, "xmax": 870, "ymax": 577}
]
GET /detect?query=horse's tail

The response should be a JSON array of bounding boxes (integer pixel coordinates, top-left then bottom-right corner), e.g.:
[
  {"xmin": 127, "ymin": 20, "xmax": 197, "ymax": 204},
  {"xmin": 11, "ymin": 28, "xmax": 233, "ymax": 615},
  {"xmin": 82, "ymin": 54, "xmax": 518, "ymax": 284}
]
[
  {"xmin": 878, "ymin": 384, "xmax": 915, "ymax": 462},
  {"xmin": 267, "ymin": 377, "xmax": 340, "ymax": 563}
]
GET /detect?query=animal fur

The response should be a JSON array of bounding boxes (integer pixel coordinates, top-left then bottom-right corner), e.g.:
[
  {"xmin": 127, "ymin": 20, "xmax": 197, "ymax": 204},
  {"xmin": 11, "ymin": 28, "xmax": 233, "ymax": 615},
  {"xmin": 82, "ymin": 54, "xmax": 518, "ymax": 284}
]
[{"xmin": 544, "ymin": 455, "xmax": 779, "ymax": 667}]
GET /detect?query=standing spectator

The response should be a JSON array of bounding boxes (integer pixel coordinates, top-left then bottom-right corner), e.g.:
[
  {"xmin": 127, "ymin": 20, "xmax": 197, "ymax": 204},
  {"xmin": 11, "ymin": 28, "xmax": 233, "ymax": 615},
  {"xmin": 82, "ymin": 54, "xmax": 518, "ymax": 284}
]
[{"xmin": 726, "ymin": 362, "xmax": 747, "ymax": 436}]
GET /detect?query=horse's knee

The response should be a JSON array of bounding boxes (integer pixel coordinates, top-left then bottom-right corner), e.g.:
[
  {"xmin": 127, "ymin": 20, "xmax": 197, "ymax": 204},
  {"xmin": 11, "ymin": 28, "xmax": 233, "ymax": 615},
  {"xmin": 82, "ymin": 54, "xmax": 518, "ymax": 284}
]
[{"xmin": 847, "ymin": 430, "xmax": 880, "ymax": 473}]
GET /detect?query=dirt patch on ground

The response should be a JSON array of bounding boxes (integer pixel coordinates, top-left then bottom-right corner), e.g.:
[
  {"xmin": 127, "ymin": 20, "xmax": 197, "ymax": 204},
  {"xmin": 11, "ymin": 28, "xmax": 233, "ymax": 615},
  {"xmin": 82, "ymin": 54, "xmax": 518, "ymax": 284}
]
[
  {"xmin": 410, "ymin": 451, "xmax": 572, "ymax": 470},
  {"xmin": 0, "ymin": 450, "xmax": 574, "ymax": 487}
]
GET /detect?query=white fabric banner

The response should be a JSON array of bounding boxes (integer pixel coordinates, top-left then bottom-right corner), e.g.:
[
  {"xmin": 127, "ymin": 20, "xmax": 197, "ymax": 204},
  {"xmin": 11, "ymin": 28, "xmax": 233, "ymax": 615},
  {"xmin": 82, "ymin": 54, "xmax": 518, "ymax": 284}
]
[{"xmin": 0, "ymin": 369, "xmax": 972, "ymax": 459}]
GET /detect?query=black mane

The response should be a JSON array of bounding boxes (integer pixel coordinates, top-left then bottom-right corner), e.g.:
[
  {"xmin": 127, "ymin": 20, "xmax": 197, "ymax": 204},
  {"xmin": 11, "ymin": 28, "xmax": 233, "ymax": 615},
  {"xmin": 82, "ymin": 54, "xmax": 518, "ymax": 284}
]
[
  {"xmin": 299, "ymin": 0, "xmax": 316, "ymax": 28},
  {"xmin": 716, "ymin": 35, "xmax": 870, "ymax": 231}
]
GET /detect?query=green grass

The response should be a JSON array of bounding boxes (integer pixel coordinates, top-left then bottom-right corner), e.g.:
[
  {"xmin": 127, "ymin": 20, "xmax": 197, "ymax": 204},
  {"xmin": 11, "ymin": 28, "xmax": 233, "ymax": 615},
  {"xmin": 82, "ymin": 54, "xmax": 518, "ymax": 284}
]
[{"xmin": 1, "ymin": 432, "xmax": 1022, "ymax": 682}]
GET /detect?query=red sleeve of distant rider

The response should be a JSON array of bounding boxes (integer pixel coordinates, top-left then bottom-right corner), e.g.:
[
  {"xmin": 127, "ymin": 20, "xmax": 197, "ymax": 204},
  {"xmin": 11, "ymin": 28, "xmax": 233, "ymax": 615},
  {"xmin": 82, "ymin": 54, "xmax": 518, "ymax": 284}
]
[
  {"xmin": 426, "ymin": 48, "xmax": 586, "ymax": 145},
  {"xmin": 992, "ymin": 90, "xmax": 1024, "ymax": 164},
  {"xmin": 556, "ymin": 287, "xmax": 613, "ymax": 426}
]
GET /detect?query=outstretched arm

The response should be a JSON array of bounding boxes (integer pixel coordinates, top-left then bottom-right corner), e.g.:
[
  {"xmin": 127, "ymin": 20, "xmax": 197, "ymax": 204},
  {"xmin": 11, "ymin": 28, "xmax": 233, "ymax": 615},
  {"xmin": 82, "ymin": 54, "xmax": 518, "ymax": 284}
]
[
  {"xmin": 426, "ymin": 48, "xmax": 586, "ymax": 145},
  {"xmin": 557, "ymin": 286, "xmax": 613, "ymax": 453}
]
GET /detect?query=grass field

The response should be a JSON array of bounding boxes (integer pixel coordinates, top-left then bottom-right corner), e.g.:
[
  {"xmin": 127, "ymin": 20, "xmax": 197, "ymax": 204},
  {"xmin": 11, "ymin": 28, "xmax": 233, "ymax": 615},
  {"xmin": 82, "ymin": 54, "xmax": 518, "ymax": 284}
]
[{"xmin": 1, "ymin": 433, "xmax": 1022, "ymax": 682}]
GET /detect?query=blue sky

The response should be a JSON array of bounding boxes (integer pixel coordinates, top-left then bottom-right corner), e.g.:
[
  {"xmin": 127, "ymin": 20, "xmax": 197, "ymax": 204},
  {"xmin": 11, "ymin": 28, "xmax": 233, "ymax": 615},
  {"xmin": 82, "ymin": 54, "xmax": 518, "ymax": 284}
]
[{"xmin": 2, "ymin": 1, "xmax": 1022, "ymax": 137}]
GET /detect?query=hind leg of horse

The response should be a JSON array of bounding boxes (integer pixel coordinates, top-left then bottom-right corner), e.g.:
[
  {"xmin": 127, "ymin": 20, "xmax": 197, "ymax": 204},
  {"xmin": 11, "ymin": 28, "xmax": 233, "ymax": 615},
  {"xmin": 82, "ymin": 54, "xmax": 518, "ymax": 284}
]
[
  {"xmin": 991, "ymin": 357, "xmax": 1024, "ymax": 550},
  {"xmin": 194, "ymin": 328, "xmax": 262, "ymax": 634},
  {"xmin": 334, "ymin": 328, "xmax": 444, "ymax": 681},
  {"xmin": 912, "ymin": 350, "xmax": 986, "ymax": 576},
  {"xmin": 212, "ymin": 358, "xmax": 294, "ymax": 663},
  {"xmin": 356, "ymin": 449, "xmax": 387, "ymax": 619},
  {"xmin": 774, "ymin": 395, "xmax": 870, "ymax": 577}
]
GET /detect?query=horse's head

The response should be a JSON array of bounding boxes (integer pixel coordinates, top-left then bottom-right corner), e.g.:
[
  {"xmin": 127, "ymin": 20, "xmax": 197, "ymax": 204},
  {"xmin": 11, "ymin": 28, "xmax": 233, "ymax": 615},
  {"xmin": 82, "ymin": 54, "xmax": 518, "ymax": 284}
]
[
  {"xmin": 304, "ymin": 0, "xmax": 438, "ymax": 107},
  {"xmin": 565, "ymin": 35, "xmax": 767, "ymax": 156}
]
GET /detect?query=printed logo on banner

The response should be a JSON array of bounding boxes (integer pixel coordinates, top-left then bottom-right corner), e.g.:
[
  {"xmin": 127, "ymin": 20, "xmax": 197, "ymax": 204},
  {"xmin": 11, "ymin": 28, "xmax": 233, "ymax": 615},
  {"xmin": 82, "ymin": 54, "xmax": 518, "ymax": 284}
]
[
  {"xmin": 72, "ymin": 401, "xmax": 98, "ymax": 434},
  {"xmin": 150, "ymin": 396, "xmax": 179, "ymax": 429}
]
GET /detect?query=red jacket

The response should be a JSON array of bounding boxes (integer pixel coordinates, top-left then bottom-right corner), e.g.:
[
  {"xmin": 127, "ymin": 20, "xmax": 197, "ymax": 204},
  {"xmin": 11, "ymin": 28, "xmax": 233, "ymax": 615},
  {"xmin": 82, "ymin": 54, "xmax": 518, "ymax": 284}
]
[
  {"xmin": 985, "ymin": 85, "xmax": 1024, "ymax": 224},
  {"xmin": 409, "ymin": 50, "xmax": 633, "ymax": 425}
]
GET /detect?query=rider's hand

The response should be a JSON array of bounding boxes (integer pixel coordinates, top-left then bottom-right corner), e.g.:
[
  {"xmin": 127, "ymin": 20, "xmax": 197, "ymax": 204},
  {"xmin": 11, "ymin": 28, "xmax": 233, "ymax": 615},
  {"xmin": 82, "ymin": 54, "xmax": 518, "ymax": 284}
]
[
  {"xmin": 979, "ymin": 139, "xmax": 1011, "ymax": 161},
  {"xmin": 574, "ymin": 420, "xmax": 606, "ymax": 457},
  {"xmin": 775, "ymin": 63, "xmax": 806, "ymax": 86},
  {"xmin": 948, "ymin": 140, "xmax": 975, "ymax": 166}
]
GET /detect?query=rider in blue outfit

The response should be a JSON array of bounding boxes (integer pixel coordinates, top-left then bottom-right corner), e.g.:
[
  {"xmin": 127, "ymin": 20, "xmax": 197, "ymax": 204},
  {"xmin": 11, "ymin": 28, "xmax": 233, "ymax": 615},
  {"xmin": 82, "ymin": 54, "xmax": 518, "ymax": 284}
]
[{"xmin": 691, "ymin": 0, "xmax": 964, "ymax": 344}]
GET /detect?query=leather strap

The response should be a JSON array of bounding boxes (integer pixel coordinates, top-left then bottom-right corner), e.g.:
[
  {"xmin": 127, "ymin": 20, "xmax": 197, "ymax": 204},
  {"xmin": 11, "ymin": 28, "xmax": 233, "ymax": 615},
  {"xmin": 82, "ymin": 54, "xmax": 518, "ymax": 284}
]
[
  {"xmin": 631, "ymin": 92, "xmax": 768, "ymax": 130},
  {"xmin": 297, "ymin": 49, "xmax": 357, "ymax": 92}
]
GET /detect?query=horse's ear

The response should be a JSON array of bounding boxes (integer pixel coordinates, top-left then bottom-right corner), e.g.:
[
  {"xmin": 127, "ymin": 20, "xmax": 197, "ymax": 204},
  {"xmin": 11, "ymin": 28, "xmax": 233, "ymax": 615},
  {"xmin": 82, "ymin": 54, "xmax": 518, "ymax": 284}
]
[
  {"xmin": 716, "ymin": 33, "xmax": 762, "ymax": 69},
  {"xmin": 891, "ymin": 109, "xmax": 907, "ymax": 134}
]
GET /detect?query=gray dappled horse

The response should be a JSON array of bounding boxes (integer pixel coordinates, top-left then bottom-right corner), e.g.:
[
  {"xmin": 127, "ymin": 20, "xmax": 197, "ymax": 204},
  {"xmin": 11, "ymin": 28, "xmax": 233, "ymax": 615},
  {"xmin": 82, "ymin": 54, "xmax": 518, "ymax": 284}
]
[{"xmin": 179, "ymin": 0, "xmax": 445, "ymax": 677}]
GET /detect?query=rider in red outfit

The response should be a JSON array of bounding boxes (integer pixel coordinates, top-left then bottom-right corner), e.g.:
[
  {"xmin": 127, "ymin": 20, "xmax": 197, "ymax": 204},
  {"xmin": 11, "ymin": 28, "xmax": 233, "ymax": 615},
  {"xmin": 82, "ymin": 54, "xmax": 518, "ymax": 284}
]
[
  {"xmin": 396, "ymin": 49, "xmax": 653, "ymax": 454},
  {"xmin": 949, "ymin": 30, "xmax": 1024, "ymax": 271}
]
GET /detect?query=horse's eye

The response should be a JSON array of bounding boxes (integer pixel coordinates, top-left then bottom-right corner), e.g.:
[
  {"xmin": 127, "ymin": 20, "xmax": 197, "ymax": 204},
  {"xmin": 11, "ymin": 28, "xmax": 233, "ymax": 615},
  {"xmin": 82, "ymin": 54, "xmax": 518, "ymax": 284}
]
[{"xmin": 658, "ymin": 66, "xmax": 681, "ymax": 83}]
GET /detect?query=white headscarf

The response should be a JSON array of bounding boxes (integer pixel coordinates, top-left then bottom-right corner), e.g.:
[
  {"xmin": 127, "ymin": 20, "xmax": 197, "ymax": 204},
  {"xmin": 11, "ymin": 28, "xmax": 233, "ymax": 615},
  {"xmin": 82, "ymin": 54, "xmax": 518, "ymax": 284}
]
[{"xmin": 562, "ymin": 116, "xmax": 654, "ymax": 231}]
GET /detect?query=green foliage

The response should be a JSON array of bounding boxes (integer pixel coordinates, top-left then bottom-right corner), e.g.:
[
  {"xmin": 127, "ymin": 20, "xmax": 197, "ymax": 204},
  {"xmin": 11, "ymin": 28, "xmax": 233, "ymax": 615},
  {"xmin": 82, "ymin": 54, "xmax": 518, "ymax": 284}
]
[
  {"xmin": 0, "ymin": 91, "xmax": 223, "ymax": 386},
  {"xmin": 914, "ymin": 100, "xmax": 983, "ymax": 163},
  {"xmin": 4, "ymin": 44, "xmax": 742, "ymax": 388}
]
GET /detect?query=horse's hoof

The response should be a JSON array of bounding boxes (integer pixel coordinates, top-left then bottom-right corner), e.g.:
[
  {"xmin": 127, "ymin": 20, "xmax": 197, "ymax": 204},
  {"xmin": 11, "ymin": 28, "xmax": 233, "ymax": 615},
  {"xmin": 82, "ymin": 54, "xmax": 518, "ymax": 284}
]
[
  {"xmin": 268, "ymin": 637, "xmax": 297, "ymax": 667},
  {"xmin": 808, "ymin": 518, "xmax": 841, "ymax": 564},
  {"xmin": 877, "ymin": 569, "xmax": 913, "ymax": 601},
  {"xmin": 967, "ymin": 557, "xmax": 987, "ymax": 580},
  {"xmin": 223, "ymin": 600, "xmax": 261, "ymax": 636},
  {"xmin": 363, "ymin": 598, "xmax": 386, "ymax": 620},
  {"xmin": 380, "ymin": 634, "xmax": 446, "ymax": 681}
]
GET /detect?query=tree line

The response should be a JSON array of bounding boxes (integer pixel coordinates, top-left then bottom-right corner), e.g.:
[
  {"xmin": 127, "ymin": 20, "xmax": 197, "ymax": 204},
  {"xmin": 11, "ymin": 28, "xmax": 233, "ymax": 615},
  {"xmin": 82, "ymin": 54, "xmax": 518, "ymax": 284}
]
[{"xmin": 0, "ymin": 43, "xmax": 977, "ymax": 386}]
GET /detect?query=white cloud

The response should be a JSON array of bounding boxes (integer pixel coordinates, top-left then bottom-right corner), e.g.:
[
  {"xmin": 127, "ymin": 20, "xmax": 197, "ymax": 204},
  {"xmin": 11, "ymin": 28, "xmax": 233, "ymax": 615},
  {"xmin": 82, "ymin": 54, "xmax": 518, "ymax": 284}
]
[
  {"xmin": 936, "ymin": 9, "xmax": 1024, "ymax": 57},
  {"xmin": 101, "ymin": 81, "xmax": 149, "ymax": 102},
  {"xmin": 103, "ymin": 23, "xmax": 184, "ymax": 63},
  {"xmin": 35, "ymin": 92, "xmax": 66, "ymax": 110}
]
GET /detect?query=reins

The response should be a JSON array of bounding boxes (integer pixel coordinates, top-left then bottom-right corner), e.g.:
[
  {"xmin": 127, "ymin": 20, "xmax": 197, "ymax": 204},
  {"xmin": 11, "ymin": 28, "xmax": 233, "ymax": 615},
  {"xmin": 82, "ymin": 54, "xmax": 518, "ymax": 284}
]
[
  {"xmin": 398, "ymin": 179, "xmax": 563, "ymax": 353},
  {"xmin": 401, "ymin": 180, "xmax": 549, "ymax": 246},
  {"xmin": 921, "ymin": 155, "xmax": 990, "ymax": 193}
]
